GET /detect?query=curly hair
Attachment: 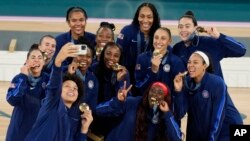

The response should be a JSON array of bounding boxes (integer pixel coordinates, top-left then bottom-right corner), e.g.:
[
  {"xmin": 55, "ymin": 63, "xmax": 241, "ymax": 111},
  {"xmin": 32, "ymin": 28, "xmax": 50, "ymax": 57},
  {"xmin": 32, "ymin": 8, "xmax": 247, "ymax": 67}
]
[{"xmin": 63, "ymin": 72, "xmax": 84, "ymax": 106}]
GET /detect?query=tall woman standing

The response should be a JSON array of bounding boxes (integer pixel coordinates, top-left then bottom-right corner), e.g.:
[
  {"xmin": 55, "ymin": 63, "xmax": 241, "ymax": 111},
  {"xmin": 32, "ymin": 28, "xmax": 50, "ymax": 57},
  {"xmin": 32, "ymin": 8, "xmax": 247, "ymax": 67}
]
[
  {"xmin": 55, "ymin": 7, "xmax": 96, "ymax": 66},
  {"xmin": 116, "ymin": 2, "xmax": 161, "ymax": 90}
]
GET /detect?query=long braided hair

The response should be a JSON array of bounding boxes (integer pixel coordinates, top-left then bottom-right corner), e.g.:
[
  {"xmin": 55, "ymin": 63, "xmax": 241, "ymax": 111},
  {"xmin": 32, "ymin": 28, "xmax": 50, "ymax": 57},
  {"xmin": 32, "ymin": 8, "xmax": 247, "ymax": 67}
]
[{"xmin": 135, "ymin": 83, "xmax": 171, "ymax": 141}]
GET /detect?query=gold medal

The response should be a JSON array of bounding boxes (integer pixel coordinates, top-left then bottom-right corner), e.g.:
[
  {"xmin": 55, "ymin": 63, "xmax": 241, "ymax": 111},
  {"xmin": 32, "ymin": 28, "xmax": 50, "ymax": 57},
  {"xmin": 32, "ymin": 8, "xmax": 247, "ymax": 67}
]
[
  {"xmin": 153, "ymin": 49, "xmax": 160, "ymax": 56},
  {"xmin": 112, "ymin": 63, "xmax": 122, "ymax": 71},
  {"xmin": 197, "ymin": 26, "xmax": 206, "ymax": 33},
  {"xmin": 79, "ymin": 103, "xmax": 89, "ymax": 112},
  {"xmin": 77, "ymin": 62, "xmax": 85, "ymax": 67},
  {"xmin": 96, "ymin": 47, "xmax": 103, "ymax": 55},
  {"xmin": 150, "ymin": 97, "xmax": 159, "ymax": 105},
  {"xmin": 43, "ymin": 52, "xmax": 48, "ymax": 61},
  {"xmin": 183, "ymin": 71, "xmax": 188, "ymax": 76}
]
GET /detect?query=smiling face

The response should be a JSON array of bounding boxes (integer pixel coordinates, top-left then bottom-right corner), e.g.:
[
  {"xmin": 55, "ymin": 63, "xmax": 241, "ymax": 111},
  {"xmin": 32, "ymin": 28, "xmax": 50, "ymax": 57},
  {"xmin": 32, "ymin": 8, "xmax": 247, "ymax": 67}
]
[
  {"xmin": 26, "ymin": 50, "xmax": 45, "ymax": 77},
  {"xmin": 178, "ymin": 17, "xmax": 197, "ymax": 42},
  {"xmin": 103, "ymin": 45, "xmax": 121, "ymax": 69},
  {"xmin": 148, "ymin": 85, "xmax": 165, "ymax": 108},
  {"xmin": 61, "ymin": 80, "xmax": 79, "ymax": 106},
  {"xmin": 153, "ymin": 28, "xmax": 172, "ymax": 54},
  {"xmin": 39, "ymin": 36, "xmax": 56, "ymax": 61},
  {"xmin": 96, "ymin": 27, "xmax": 114, "ymax": 48},
  {"xmin": 74, "ymin": 48, "xmax": 93, "ymax": 73},
  {"xmin": 67, "ymin": 11, "xmax": 87, "ymax": 39},
  {"xmin": 187, "ymin": 53, "xmax": 207, "ymax": 83},
  {"xmin": 138, "ymin": 6, "xmax": 153, "ymax": 35}
]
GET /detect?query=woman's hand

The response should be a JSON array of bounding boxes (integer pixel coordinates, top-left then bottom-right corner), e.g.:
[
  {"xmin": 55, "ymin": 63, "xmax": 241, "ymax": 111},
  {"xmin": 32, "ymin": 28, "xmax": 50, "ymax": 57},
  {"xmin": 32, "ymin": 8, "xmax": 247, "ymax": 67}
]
[
  {"xmin": 80, "ymin": 109, "xmax": 93, "ymax": 134},
  {"xmin": 68, "ymin": 61, "xmax": 78, "ymax": 74},
  {"xmin": 174, "ymin": 72, "xmax": 186, "ymax": 92},
  {"xmin": 116, "ymin": 66, "xmax": 127, "ymax": 81},
  {"xmin": 20, "ymin": 61, "xmax": 30, "ymax": 76},
  {"xmin": 204, "ymin": 26, "xmax": 220, "ymax": 39},
  {"xmin": 117, "ymin": 81, "xmax": 132, "ymax": 102},
  {"xmin": 151, "ymin": 54, "xmax": 163, "ymax": 73},
  {"xmin": 55, "ymin": 43, "xmax": 78, "ymax": 67},
  {"xmin": 159, "ymin": 101, "xmax": 169, "ymax": 113}
]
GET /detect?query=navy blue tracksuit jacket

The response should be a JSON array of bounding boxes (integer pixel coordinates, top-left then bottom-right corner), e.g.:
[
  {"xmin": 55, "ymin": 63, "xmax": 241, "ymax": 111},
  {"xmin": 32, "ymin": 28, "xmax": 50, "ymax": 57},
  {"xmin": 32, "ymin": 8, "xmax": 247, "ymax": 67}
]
[
  {"xmin": 175, "ymin": 73, "xmax": 243, "ymax": 141},
  {"xmin": 6, "ymin": 72, "xmax": 49, "ymax": 141},
  {"xmin": 116, "ymin": 24, "xmax": 153, "ymax": 86},
  {"xmin": 96, "ymin": 96, "xmax": 183, "ymax": 141},
  {"xmin": 135, "ymin": 48, "xmax": 186, "ymax": 121},
  {"xmin": 173, "ymin": 34, "xmax": 246, "ymax": 79},
  {"xmin": 75, "ymin": 69, "xmax": 99, "ymax": 111},
  {"xmin": 25, "ymin": 66, "xmax": 86, "ymax": 141},
  {"xmin": 55, "ymin": 31, "xmax": 96, "ymax": 66}
]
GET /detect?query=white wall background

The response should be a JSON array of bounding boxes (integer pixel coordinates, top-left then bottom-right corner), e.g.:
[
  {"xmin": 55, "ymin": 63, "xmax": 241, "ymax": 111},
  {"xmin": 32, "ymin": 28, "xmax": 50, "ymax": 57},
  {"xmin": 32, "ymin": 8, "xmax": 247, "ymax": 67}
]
[
  {"xmin": 1, "ymin": 51, "xmax": 249, "ymax": 87},
  {"xmin": 0, "ymin": 51, "xmax": 27, "ymax": 82},
  {"xmin": 221, "ymin": 57, "xmax": 250, "ymax": 87}
]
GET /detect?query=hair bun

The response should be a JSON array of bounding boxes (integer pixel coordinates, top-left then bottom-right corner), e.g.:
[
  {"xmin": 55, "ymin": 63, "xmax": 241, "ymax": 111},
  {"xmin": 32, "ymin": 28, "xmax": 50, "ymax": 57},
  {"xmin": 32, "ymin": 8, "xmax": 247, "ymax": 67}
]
[
  {"xmin": 185, "ymin": 10, "xmax": 194, "ymax": 17},
  {"xmin": 100, "ymin": 22, "xmax": 116, "ymax": 31}
]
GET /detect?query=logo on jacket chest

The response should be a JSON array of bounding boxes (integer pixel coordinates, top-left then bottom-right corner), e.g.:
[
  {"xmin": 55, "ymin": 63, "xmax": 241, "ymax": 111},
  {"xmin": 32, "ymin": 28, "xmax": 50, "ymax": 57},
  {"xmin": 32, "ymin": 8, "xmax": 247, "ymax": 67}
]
[
  {"xmin": 88, "ymin": 80, "xmax": 94, "ymax": 89},
  {"xmin": 163, "ymin": 64, "xmax": 170, "ymax": 72},
  {"xmin": 42, "ymin": 82, "xmax": 47, "ymax": 89},
  {"xmin": 202, "ymin": 90, "xmax": 209, "ymax": 98}
]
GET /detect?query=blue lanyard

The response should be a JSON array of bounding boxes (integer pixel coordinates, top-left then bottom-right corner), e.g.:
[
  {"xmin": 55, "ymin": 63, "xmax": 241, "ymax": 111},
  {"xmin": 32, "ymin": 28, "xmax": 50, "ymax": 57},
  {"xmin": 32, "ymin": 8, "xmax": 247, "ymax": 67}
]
[
  {"xmin": 71, "ymin": 36, "xmax": 76, "ymax": 44},
  {"xmin": 46, "ymin": 59, "xmax": 53, "ymax": 70},
  {"xmin": 76, "ymin": 69, "xmax": 86, "ymax": 81},
  {"xmin": 71, "ymin": 33, "xmax": 81, "ymax": 44},
  {"xmin": 137, "ymin": 31, "xmax": 149, "ymax": 56},
  {"xmin": 28, "ymin": 75, "xmax": 41, "ymax": 88},
  {"xmin": 161, "ymin": 51, "xmax": 168, "ymax": 65},
  {"xmin": 184, "ymin": 76, "xmax": 201, "ymax": 93}
]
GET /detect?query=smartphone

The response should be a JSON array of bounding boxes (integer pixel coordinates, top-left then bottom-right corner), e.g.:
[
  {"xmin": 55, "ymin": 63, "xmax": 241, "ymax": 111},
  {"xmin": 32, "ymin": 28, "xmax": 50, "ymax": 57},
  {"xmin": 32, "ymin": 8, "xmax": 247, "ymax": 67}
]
[{"xmin": 75, "ymin": 44, "xmax": 87, "ymax": 55}]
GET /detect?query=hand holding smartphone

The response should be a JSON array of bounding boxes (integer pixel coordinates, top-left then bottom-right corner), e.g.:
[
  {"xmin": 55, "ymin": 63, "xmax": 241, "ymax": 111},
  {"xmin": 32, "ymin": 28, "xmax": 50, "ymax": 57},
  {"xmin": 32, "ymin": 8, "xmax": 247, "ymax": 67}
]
[{"xmin": 75, "ymin": 44, "xmax": 88, "ymax": 55}]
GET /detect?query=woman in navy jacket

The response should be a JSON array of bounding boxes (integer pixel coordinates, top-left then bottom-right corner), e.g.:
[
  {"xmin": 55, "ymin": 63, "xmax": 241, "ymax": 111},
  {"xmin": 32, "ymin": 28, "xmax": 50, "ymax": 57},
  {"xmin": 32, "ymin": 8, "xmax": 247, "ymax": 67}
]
[
  {"xmin": 92, "ymin": 42, "xmax": 131, "ymax": 103},
  {"xmin": 38, "ymin": 35, "xmax": 56, "ymax": 74},
  {"xmin": 172, "ymin": 11, "xmax": 246, "ymax": 79},
  {"xmin": 96, "ymin": 81, "xmax": 183, "ymax": 141},
  {"xmin": 25, "ymin": 43, "xmax": 93, "ymax": 141},
  {"xmin": 135, "ymin": 27, "xmax": 185, "ymax": 121},
  {"xmin": 6, "ymin": 45, "xmax": 49, "ymax": 141},
  {"xmin": 174, "ymin": 51, "xmax": 243, "ymax": 141},
  {"xmin": 67, "ymin": 44, "xmax": 99, "ymax": 111},
  {"xmin": 91, "ymin": 41, "xmax": 131, "ymax": 138},
  {"xmin": 93, "ymin": 21, "xmax": 115, "ymax": 63},
  {"xmin": 116, "ymin": 2, "xmax": 161, "ymax": 89},
  {"xmin": 55, "ymin": 7, "xmax": 96, "ymax": 66},
  {"xmin": 135, "ymin": 27, "xmax": 185, "ymax": 94}
]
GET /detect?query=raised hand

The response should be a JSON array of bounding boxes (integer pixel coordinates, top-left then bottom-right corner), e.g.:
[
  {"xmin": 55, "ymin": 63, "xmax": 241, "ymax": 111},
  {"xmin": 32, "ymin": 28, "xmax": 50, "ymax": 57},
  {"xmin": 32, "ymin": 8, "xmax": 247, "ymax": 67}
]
[
  {"xmin": 20, "ymin": 61, "xmax": 30, "ymax": 76},
  {"xmin": 159, "ymin": 100, "xmax": 169, "ymax": 113},
  {"xmin": 173, "ymin": 71, "xmax": 187, "ymax": 92},
  {"xmin": 80, "ymin": 109, "xmax": 93, "ymax": 134},
  {"xmin": 68, "ymin": 61, "xmax": 78, "ymax": 74},
  {"xmin": 204, "ymin": 26, "xmax": 220, "ymax": 39},
  {"xmin": 151, "ymin": 54, "xmax": 163, "ymax": 73},
  {"xmin": 117, "ymin": 81, "xmax": 133, "ymax": 102},
  {"xmin": 55, "ymin": 43, "xmax": 78, "ymax": 67},
  {"xmin": 116, "ymin": 66, "xmax": 127, "ymax": 81}
]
